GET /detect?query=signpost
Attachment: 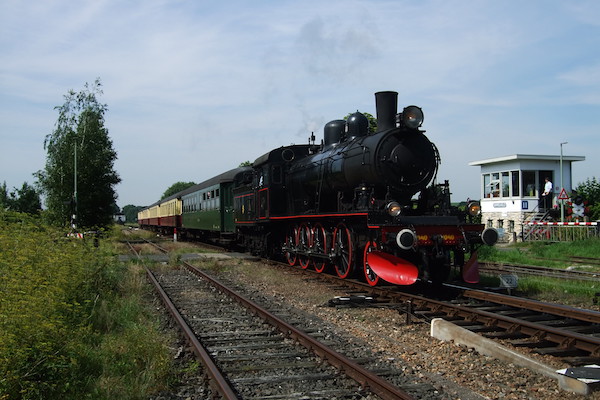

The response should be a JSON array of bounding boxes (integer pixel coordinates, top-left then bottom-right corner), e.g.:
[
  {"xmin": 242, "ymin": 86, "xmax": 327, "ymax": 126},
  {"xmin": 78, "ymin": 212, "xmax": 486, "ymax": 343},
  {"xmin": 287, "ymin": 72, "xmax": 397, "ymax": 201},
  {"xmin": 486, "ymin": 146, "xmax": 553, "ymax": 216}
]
[
  {"xmin": 499, "ymin": 274, "xmax": 518, "ymax": 295},
  {"xmin": 558, "ymin": 188, "xmax": 569, "ymax": 223},
  {"xmin": 560, "ymin": 142, "xmax": 568, "ymax": 221},
  {"xmin": 558, "ymin": 188, "xmax": 569, "ymax": 200}
]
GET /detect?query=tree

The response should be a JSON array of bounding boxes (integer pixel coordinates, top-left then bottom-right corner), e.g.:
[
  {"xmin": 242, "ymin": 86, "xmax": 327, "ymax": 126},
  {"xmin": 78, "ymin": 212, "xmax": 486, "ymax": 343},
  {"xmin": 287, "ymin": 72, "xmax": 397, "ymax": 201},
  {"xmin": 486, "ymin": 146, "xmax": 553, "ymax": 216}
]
[
  {"xmin": 162, "ymin": 181, "xmax": 196, "ymax": 199},
  {"xmin": 0, "ymin": 182, "xmax": 8, "ymax": 210},
  {"xmin": 0, "ymin": 181, "xmax": 41, "ymax": 214},
  {"xmin": 575, "ymin": 177, "xmax": 600, "ymax": 220},
  {"xmin": 10, "ymin": 182, "xmax": 41, "ymax": 214},
  {"xmin": 344, "ymin": 111, "xmax": 377, "ymax": 133},
  {"xmin": 239, "ymin": 161, "xmax": 252, "ymax": 167},
  {"xmin": 122, "ymin": 204, "xmax": 144, "ymax": 223},
  {"xmin": 36, "ymin": 79, "xmax": 121, "ymax": 229}
]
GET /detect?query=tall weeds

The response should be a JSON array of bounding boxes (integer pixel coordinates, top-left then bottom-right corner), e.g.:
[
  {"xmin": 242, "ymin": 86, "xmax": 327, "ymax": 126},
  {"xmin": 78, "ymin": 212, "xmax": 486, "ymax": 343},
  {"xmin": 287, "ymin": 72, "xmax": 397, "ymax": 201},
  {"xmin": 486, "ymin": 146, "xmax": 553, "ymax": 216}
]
[{"xmin": 0, "ymin": 212, "xmax": 171, "ymax": 399}]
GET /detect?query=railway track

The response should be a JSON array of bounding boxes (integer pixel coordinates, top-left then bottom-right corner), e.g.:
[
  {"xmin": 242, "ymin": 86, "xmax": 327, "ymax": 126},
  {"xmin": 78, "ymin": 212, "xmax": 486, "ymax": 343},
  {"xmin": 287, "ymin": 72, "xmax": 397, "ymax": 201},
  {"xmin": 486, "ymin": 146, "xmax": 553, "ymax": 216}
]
[
  {"xmin": 446, "ymin": 288, "xmax": 600, "ymax": 364},
  {"xmin": 480, "ymin": 260, "xmax": 600, "ymax": 281},
  {"xmin": 542, "ymin": 256, "xmax": 600, "ymax": 267},
  {"xmin": 131, "ymin": 235, "xmax": 600, "ymax": 367},
  {"xmin": 257, "ymin": 261, "xmax": 600, "ymax": 368},
  {"xmin": 127, "ymin": 240, "xmax": 429, "ymax": 399}
]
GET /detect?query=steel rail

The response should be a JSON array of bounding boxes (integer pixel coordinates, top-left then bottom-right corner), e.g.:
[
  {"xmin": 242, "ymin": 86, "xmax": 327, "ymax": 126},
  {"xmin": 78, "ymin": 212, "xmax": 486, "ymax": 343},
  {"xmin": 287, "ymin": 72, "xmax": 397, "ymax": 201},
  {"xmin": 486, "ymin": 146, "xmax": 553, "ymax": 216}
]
[
  {"xmin": 461, "ymin": 288, "xmax": 600, "ymax": 324},
  {"xmin": 273, "ymin": 264, "xmax": 600, "ymax": 358},
  {"xmin": 358, "ymin": 281, "xmax": 600, "ymax": 357},
  {"xmin": 480, "ymin": 261, "xmax": 600, "ymax": 281},
  {"xmin": 418, "ymin": 298, "xmax": 600, "ymax": 356},
  {"xmin": 145, "ymin": 267, "xmax": 239, "ymax": 399},
  {"xmin": 181, "ymin": 260, "xmax": 415, "ymax": 400},
  {"xmin": 133, "ymin": 239, "xmax": 414, "ymax": 399},
  {"xmin": 127, "ymin": 241, "xmax": 239, "ymax": 399},
  {"xmin": 137, "ymin": 238, "xmax": 600, "ymax": 379}
]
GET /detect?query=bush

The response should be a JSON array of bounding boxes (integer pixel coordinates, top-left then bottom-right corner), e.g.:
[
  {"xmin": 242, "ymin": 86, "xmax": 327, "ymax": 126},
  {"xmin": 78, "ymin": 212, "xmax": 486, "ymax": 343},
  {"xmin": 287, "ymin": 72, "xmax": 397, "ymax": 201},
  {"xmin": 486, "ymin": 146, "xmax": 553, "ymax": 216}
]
[
  {"xmin": 576, "ymin": 177, "xmax": 600, "ymax": 220},
  {"xmin": 0, "ymin": 212, "xmax": 171, "ymax": 399}
]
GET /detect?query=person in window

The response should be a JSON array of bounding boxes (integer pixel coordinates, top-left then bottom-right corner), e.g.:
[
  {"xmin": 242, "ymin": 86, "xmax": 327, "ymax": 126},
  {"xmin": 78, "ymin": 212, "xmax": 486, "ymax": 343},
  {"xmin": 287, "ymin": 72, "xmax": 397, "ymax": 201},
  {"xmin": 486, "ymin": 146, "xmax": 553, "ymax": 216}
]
[{"xmin": 541, "ymin": 177, "xmax": 553, "ymax": 210}]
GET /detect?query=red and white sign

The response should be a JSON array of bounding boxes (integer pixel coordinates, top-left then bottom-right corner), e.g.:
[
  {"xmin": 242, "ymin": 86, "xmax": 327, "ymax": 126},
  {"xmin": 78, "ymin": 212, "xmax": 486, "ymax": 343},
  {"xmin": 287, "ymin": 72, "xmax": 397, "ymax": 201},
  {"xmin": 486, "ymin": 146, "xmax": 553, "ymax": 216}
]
[
  {"xmin": 558, "ymin": 188, "xmax": 569, "ymax": 200},
  {"xmin": 526, "ymin": 221, "xmax": 597, "ymax": 226}
]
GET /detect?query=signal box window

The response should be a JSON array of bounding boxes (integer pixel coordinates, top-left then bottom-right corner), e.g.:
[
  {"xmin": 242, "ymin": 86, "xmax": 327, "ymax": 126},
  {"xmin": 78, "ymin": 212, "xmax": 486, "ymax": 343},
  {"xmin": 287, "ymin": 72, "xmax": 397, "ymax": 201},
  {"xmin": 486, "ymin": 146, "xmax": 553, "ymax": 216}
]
[{"xmin": 522, "ymin": 171, "xmax": 536, "ymax": 197}]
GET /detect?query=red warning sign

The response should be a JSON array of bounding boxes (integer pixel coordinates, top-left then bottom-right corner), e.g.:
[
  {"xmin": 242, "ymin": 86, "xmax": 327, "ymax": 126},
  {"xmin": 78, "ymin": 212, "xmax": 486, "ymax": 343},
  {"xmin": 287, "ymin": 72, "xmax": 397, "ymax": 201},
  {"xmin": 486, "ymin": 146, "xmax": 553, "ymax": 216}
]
[{"xmin": 558, "ymin": 188, "xmax": 569, "ymax": 200}]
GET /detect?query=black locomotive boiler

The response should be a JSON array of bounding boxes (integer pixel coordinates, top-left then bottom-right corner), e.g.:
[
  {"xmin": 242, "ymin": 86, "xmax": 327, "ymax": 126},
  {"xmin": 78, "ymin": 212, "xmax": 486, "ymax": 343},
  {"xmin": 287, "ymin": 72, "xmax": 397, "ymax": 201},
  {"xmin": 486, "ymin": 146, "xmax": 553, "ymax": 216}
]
[{"xmin": 233, "ymin": 91, "xmax": 498, "ymax": 285}]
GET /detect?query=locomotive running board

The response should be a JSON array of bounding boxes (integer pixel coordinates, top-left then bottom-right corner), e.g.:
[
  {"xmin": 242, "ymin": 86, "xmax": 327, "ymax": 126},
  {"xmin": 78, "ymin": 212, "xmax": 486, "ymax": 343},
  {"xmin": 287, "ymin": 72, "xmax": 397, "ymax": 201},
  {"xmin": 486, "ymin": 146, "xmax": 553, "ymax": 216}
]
[{"xmin": 366, "ymin": 251, "xmax": 419, "ymax": 285}]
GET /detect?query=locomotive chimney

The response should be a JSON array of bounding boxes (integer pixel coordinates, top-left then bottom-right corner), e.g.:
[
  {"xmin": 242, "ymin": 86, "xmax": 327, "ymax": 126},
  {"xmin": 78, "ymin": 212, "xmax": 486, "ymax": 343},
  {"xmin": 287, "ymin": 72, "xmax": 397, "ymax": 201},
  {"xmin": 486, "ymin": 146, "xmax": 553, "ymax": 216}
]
[{"xmin": 375, "ymin": 91, "xmax": 398, "ymax": 132}]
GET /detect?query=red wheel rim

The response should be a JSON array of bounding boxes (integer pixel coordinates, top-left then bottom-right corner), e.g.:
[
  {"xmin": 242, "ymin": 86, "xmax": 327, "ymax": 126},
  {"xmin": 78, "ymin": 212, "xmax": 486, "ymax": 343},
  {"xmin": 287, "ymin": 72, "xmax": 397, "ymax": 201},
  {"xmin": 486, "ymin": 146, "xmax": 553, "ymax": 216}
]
[
  {"xmin": 363, "ymin": 241, "xmax": 380, "ymax": 286},
  {"xmin": 298, "ymin": 223, "xmax": 311, "ymax": 269},
  {"xmin": 333, "ymin": 223, "xmax": 353, "ymax": 279},
  {"xmin": 311, "ymin": 223, "xmax": 327, "ymax": 273},
  {"xmin": 285, "ymin": 226, "xmax": 298, "ymax": 266}
]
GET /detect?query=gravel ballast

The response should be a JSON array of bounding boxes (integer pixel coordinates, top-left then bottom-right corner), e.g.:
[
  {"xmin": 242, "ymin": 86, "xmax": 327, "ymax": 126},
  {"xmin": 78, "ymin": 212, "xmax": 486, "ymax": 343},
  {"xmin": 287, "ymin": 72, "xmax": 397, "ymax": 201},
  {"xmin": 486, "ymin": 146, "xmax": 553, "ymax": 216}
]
[{"xmin": 142, "ymin": 246, "xmax": 600, "ymax": 399}]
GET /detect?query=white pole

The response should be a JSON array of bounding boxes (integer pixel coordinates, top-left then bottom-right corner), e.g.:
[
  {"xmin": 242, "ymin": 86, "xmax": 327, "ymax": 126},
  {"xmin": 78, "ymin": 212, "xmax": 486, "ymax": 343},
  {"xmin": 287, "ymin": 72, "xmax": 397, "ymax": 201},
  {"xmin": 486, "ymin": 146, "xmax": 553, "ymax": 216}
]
[{"xmin": 560, "ymin": 142, "xmax": 567, "ymax": 222}]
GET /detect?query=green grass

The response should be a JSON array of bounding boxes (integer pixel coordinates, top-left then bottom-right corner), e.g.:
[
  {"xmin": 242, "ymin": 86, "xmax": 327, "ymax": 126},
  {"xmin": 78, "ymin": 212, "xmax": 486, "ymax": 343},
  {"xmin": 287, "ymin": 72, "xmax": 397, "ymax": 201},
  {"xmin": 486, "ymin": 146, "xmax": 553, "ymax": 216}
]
[
  {"xmin": 478, "ymin": 237, "xmax": 600, "ymax": 267},
  {"xmin": 0, "ymin": 212, "xmax": 176, "ymax": 399},
  {"xmin": 477, "ymin": 237, "xmax": 600, "ymax": 306}
]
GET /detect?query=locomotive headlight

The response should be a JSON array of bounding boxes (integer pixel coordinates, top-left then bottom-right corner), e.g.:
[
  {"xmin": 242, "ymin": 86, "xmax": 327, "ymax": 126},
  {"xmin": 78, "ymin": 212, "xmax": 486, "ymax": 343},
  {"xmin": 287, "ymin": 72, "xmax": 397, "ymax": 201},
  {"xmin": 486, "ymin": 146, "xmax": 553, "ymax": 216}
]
[
  {"xmin": 396, "ymin": 229, "xmax": 417, "ymax": 250},
  {"xmin": 386, "ymin": 201, "xmax": 402, "ymax": 217},
  {"xmin": 467, "ymin": 201, "xmax": 481, "ymax": 216},
  {"xmin": 401, "ymin": 106, "xmax": 424, "ymax": 129},
  {"xmin": 481, "ymin": 227, "xmax": 499, "ymax": 246}
]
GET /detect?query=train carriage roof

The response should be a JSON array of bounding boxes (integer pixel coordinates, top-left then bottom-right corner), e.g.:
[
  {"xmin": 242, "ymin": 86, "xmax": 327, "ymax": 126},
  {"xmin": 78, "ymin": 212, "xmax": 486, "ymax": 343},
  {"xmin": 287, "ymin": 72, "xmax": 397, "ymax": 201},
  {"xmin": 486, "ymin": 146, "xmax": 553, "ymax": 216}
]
[
  {"xmin": 140, "ymin": 166, "xmax": 252, "ymax": 211},
  {"xmin": 179, "ymin": 166, "xmax": 252, "ymax": 198}
]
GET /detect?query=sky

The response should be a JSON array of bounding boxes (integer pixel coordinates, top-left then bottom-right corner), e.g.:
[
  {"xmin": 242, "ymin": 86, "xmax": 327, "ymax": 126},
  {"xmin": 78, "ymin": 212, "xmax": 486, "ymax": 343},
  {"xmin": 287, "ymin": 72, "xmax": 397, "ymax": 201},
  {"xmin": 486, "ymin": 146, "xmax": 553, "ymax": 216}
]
[{"xmin": 1, "ymin": 0, "xmax": 599, "ymax": 208}]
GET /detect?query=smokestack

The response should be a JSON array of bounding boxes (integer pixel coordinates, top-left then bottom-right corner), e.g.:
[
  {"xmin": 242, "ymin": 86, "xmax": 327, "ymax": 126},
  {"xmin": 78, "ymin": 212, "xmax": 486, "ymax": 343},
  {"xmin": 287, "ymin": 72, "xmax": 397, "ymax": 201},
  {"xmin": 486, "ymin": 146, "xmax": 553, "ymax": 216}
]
[{"xmin": 375, "ymin": 91, "xmax": 398, "ymax": 132}]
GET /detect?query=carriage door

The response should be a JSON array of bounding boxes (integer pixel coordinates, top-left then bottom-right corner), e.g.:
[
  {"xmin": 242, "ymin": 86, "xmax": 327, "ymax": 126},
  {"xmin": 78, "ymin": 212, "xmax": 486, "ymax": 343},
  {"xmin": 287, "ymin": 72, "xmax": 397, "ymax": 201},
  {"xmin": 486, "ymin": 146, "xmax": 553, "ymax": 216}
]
[{"xmin": 221, "ymin": 183, "xmax": 235, "ymax": 232}]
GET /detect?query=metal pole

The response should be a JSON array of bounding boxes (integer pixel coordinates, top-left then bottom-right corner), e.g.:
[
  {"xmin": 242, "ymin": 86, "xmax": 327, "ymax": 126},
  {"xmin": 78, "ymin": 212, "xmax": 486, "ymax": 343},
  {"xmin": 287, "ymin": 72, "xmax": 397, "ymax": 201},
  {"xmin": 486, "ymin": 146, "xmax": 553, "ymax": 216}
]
[
  {"xmin": 73, "ymin": 132, "xmax": 77, "ymax": 230},
  {"xmin": 560, "ymin": 142, "xmax": 567, "ymax": 222}
]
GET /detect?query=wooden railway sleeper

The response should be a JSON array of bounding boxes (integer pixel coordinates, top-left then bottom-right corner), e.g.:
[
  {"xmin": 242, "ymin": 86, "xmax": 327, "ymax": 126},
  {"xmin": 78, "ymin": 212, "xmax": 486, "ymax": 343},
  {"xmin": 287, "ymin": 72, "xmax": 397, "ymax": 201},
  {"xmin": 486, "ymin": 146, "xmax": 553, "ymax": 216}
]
[
  {"xmin": 560, "ymin": 337, "xmax": 576, "ymax": 349},
  {"xmin": 505, "ymin": 323, "xmax": 521, "ymax": 334},
  {"xmin": 463, "ymin": 314, "xmax": 479, "ymax": 324},
  {"xmin": 482, "ymin": 318, "xmax": 499, "ymax": 328},
  {"xmin": 591, "ymin": 345, "xmax": 600, "ymax": 357},
  {"xmin": 531, "ymin": 330, "xmax": 549, "ymax": 343}
]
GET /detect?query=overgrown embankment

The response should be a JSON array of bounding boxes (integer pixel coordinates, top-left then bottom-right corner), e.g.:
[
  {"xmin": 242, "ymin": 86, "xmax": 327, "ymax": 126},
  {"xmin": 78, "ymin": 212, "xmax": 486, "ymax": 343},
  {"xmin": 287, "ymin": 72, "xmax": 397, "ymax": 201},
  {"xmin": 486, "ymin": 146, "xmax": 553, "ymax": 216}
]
[{"xmin": 0, "ymin": 212, "xmax": 171, "ymax": 399}]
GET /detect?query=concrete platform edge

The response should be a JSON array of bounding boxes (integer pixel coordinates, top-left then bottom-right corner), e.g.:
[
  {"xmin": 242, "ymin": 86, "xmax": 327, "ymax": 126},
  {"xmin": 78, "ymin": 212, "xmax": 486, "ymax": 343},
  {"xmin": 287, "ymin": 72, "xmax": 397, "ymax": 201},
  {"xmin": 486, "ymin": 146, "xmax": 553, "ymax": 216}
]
[{"xmin": 430, "ymin": 318, "xmax": 593, "ymax": 395}]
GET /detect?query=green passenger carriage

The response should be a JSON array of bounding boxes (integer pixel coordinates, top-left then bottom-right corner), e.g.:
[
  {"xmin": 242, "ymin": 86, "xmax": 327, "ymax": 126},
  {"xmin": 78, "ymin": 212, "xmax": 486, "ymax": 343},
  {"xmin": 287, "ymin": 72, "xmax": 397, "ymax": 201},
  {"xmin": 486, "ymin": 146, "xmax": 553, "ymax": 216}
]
[{"xmin": 179, "ymin": 167, "xmax": 251, "ymax": 242}]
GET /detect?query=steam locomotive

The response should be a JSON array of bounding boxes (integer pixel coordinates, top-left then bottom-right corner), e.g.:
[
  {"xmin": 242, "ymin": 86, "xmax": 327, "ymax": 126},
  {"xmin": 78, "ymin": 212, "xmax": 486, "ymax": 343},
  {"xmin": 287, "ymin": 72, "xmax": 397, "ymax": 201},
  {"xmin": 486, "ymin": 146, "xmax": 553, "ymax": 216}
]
[{"xmin": 138, "ymin": 91, "xmax": 498, "ymax": 285}]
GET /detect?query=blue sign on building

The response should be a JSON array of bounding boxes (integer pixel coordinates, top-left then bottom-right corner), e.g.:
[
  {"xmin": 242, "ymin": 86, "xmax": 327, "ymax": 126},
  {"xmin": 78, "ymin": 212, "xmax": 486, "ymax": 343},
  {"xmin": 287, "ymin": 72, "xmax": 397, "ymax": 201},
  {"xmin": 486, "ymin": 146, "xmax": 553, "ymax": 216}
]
[{"xmin": 521, "ymin": 200, "xmax": 529, "ymax": 210}]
